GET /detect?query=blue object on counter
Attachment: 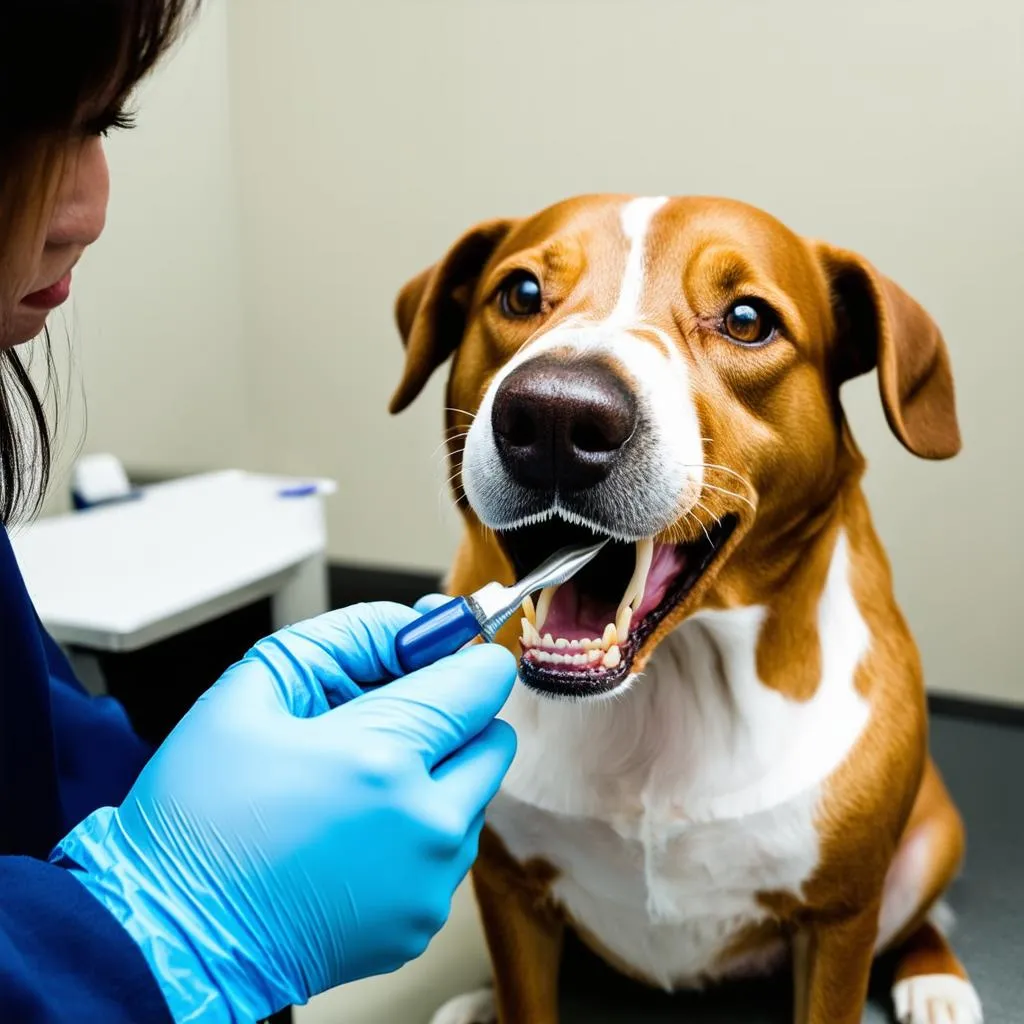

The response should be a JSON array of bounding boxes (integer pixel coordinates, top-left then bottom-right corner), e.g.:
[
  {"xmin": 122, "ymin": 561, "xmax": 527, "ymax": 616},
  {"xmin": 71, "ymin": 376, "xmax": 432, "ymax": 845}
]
[{"xmin": 278, "ymin": 484, "xmax": 320, "ymax": 498}]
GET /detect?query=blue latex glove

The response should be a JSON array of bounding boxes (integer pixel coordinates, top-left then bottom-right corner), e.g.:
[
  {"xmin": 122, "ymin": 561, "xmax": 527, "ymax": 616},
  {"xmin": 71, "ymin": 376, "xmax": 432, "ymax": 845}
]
[{"xmin": 52, "ymin": 600, "xmax": 517, "ymax": 1023}]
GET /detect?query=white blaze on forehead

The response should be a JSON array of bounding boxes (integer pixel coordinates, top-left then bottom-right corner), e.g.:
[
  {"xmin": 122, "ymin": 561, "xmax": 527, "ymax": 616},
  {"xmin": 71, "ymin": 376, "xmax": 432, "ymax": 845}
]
[{"xmin": 608, "ymin": 196, "xmax": 669, "ymax": 325}]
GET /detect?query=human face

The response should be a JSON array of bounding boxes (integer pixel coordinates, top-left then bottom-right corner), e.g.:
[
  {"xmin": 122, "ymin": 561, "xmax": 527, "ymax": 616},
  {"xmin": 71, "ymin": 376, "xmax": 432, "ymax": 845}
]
[{"xmin": 1, "ymin": 133, "xmax": 110, "ymax": 349}]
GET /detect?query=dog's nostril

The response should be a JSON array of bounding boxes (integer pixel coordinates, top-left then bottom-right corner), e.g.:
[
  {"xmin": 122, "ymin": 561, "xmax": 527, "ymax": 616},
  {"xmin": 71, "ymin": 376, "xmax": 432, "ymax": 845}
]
[
  {"xmin": 572, "ymin": 421, "xmax": 620, "ymax": 454},
  {"xmin": 502, "ymin": 410, "xmax": 537, "ymax": 448}
]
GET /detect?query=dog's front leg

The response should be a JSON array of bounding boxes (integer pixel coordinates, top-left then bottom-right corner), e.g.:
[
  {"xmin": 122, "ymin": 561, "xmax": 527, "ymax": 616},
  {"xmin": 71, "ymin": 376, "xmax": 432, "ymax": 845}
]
[
  {"xmin": 473, "ymin": 827, "xmax": 564, "ymax": 1024},
  {"xmin": 792, "ymin": 901, "xmax": 880, "ymax": 1024}
]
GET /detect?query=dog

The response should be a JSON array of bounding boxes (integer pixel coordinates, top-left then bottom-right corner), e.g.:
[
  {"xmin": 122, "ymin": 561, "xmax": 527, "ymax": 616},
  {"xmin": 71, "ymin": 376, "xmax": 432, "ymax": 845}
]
[{"xmin": 389, "ymin": 195, "xmax": 980, "ymax": 1024}]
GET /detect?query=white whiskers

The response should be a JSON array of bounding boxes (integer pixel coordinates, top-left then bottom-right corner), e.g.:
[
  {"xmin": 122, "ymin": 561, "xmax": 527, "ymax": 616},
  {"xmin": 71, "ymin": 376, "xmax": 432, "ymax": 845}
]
[{"xmin": 687, "ymin": 506, "xmax": 716, "ymax": 549}]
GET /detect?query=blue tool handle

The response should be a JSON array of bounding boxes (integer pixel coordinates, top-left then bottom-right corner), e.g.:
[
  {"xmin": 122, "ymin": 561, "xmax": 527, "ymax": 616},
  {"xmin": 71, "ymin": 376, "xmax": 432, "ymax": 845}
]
[{"xmin": 394, "ymin": 597, "xmax": 483, "ymax": 675}]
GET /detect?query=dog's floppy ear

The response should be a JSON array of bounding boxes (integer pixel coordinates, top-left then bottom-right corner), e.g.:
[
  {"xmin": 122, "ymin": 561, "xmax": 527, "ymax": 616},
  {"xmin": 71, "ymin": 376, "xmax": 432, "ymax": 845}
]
[
  {"xmin": 390, "ymin": 218, "xmax": 517, "ymax": 414},
  {"xmin": 816, "ymin": 243, "xmax": 961, "ymax": 460}
]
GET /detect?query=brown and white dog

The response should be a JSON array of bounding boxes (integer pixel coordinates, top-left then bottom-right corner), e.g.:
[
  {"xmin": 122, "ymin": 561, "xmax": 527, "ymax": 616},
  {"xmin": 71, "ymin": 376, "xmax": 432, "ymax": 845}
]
[{"xmin": 390, "ymin": 195, "xmax": 980, "ymax": 1024}]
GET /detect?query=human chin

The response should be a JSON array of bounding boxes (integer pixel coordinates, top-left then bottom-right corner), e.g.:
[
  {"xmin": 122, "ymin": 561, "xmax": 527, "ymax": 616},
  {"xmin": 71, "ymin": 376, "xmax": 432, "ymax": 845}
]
[{"xmin": 2, "ymin": 306, "xmax": 51, "ymax": 348}]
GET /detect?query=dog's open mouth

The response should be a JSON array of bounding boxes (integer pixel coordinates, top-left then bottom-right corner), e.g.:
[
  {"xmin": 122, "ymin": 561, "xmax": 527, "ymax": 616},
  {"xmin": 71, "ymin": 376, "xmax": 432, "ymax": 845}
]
[{"xmin": 499, "ymin": 515, "xmax": 737, "ymax": 697}]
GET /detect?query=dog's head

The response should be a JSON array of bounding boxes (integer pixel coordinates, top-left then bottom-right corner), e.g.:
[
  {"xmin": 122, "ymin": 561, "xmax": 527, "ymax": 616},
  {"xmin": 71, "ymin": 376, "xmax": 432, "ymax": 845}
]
[{"xmin": 391, "ymin": 195, "xmax": 959, "ymax": 699}]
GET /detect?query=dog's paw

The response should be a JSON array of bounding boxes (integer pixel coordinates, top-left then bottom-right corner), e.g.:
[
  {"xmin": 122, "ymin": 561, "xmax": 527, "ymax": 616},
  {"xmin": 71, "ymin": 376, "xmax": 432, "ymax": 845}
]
[
  {"xmin": 429, "ymin": 987, "xmax": 497, "ymax": 1024},
  {"xmin": 892, "ymin": 974, "xmax": 983, "ymax": 1024}
]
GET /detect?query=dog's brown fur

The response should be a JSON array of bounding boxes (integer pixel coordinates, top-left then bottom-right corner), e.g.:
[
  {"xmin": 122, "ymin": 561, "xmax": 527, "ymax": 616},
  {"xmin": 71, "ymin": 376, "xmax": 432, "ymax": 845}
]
[{"xmin": 392, "ymin": 195, "xmax": 969, "ymax": 1023}]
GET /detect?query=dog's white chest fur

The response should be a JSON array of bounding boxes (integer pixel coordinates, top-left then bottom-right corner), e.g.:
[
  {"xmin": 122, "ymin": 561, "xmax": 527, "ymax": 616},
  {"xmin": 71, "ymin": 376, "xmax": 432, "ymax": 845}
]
[{"xmin": 489, "ymin": 532, "xmax": 872, "ymax": 988}]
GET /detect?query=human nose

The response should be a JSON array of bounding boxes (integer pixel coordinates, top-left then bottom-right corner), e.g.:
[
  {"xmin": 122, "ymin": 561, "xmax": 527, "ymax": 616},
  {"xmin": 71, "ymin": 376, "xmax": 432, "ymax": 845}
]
[{"xmin": 46, "ymin": 136, "xmax": 110, "ymax": 252}]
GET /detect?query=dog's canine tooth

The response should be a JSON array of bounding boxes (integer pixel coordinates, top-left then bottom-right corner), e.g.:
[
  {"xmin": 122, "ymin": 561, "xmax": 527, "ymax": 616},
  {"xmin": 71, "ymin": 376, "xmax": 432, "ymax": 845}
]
[
  {"xmin": 617, "ymin": 538, "xmax": 655, "ymax": 624},
  {"xmin": 521, "ymin": 594, "xmax": 536, "ymax": 625},
  {"xmin": 603, "ymin": 644, "xmax": 622, "ymax": 669},
  {"xmin": 615, "ymin": 605, "xmax": 632, "ymax": 645},
  {"xmin": 602, "ymin": 623, "xmax": 617, "ymax": 649},
  {"xmin": 535, "ymin": 586, "xmax": 558, "ymax": 633}
]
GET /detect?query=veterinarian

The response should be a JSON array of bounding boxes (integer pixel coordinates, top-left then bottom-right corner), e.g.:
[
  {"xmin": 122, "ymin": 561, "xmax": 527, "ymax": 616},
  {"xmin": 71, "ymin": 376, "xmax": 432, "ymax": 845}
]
[{"xmin": 0, "ymin": 3, "xmax": 518, "ymax": 1022}]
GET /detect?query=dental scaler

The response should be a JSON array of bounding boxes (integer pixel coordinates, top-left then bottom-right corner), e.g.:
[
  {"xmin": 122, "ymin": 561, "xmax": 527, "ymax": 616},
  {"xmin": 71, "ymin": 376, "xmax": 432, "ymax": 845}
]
[{"xmin": 394, "ymin": 539, "xmax": 608, "ymax": 674}]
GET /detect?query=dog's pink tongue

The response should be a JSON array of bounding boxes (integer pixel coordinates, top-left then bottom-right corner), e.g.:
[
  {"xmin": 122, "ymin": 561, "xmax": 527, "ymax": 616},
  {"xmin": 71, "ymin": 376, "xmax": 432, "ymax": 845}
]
[
  {"xmin": 538, "ymin": 544, "xmax": 688, "ymax": 640},
  {"xmin": 538, "ymin": 585, "xmax": 601, "ymax": 640}
]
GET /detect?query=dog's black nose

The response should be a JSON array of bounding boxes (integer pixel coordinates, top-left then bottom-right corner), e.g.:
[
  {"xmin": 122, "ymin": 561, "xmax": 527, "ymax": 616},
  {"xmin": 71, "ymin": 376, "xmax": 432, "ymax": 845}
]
[{"xmin": 492, "ymin": 357, "xmax": 637, "ymax": 492}]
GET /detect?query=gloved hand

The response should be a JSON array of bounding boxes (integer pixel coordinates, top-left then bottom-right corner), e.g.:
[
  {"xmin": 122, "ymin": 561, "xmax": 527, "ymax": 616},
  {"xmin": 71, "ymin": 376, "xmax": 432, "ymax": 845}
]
[{"xmin": 52, "ymin": 600, "xmax": 517, "ymax": 1024}]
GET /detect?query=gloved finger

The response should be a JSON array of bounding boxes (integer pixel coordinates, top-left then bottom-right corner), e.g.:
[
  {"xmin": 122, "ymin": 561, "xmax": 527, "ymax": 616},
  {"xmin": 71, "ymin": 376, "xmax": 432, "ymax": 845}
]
[
  {"xmin": 430, "ymin": 718, "xmax": 517, "ymax": 819},
  {"xmin": 450, "ymin": 808, "xmax": 487, "ymax": 883},
  {"xmin": 207, "ymin": 602, "xmax": 424, "ymax": 718},
  {"xmin": 413, "ymin": 593, "xmax": 450, "ymax": 613},
  {"xmin": 328, "ymin": 644, "xmax": 517, "ymax": 768}
]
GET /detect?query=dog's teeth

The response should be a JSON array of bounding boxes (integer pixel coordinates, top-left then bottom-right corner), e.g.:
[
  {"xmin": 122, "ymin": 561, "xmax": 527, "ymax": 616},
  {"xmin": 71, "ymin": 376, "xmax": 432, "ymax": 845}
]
[
  {"xmin": 603, "ymin": 644, "xmax": 622, "ymax": 670},
  {"xmin": 520, "ymin": 618, "xmax": 544, "ymax": 649},
  {"xmin": 615, "ymin": 605, "xmax": 632, "ymax": 644},
  {"xmin": 555, "ymin": 637, "xmax": 570, "ymax": 649},
  {"xmin": 588, "ymin": 649, "xmax": 602, "ymax": 663},
  {"xmin": 602, "ymin": 623, "xmax": 617, "ymax": 649},
  {"xmin": 543, "ymin": 633, "xmax": 554, "ymax": 647},
  {"xmin": 573, "ymin": 653, "xmax": 588, "ymax": 666},
  {"xmin": 521, "ymin": 594, "xmax": 536, "ymax": 625},
  {"xmin": 535, "ymin": 586, "xmax": 558, "ymax": 633},
  {"xmin": 617, "ymin": 538, "xmax": 655, "ymax": 627},
  {"xmin": 569, "ymin": 639, "xmax": 581, "ymax": 650}
]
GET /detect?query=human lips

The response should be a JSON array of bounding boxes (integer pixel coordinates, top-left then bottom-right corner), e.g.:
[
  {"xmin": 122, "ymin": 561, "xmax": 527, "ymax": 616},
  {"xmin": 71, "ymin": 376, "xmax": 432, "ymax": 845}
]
[{"xmin": 21, "ymin": 272, "xmax": 72, "ymax": 310}]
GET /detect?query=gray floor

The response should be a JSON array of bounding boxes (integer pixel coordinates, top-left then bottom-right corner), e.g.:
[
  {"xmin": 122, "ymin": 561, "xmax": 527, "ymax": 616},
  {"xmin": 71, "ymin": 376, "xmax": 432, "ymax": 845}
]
[{"xmin": 559, "ymin": 711, "xmax": 1023, "ymax": 1023}]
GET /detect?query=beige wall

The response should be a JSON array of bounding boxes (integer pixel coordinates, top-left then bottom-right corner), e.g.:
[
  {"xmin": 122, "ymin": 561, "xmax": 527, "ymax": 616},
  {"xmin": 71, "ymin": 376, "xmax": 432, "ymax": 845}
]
[
  {"xmin": 227, "ymin": 0, "xmax": 1023, "ymax": 703},
  {"xmin": 57, "ymin": 0, "xmax": 1023, "ymax": 703},
  {"xmin": 41, "ymin": 0, "xmax": 251, "ymax": 516}
]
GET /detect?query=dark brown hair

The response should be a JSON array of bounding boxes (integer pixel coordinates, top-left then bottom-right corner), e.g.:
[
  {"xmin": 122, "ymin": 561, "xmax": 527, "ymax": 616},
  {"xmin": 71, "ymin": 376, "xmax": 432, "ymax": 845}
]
[{"xmin": 0, "ymin": 0, "xmax": 200, "ymax": 524}]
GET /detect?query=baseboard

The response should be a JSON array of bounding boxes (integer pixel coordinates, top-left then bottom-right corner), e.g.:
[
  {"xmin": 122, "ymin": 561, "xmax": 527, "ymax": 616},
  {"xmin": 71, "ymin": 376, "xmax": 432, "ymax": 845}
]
[
  {"xmin": 927, "ymin": 691, "xmax": 1024, "ymax": 728},
  {"xmin": 328, "ymin": 562, "xmax": 442, "ymax": 609}
]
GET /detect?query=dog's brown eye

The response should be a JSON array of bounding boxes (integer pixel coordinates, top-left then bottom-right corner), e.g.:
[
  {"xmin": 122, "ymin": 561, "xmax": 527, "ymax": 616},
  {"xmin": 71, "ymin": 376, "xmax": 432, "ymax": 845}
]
[
  {"xmin": 724, "ymin": 301, "xmax": 777, "ymax": 345},
  {"xmin": 500, "ymin": 271, "xmax": 543, "ymax": 317}
]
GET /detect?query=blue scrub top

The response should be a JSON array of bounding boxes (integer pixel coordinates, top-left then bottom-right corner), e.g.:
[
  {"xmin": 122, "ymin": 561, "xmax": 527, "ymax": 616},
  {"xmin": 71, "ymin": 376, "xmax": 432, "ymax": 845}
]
[{"xmin": 0, "ymin": 525, "xmax": 173, "ymax": 1022}]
